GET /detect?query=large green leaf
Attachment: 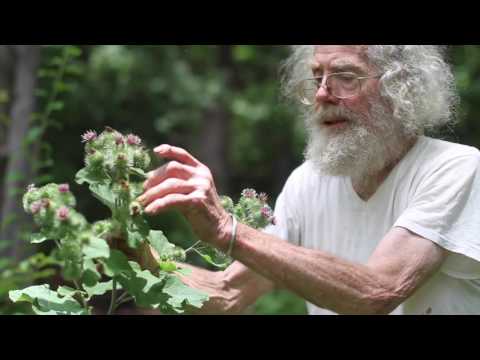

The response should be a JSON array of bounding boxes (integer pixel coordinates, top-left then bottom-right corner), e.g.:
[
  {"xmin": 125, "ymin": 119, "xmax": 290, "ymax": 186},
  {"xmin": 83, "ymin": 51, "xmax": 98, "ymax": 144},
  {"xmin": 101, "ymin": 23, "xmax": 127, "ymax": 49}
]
[
  {"xmin": 83, "ymin": 281, "xmax": 114, "ymax": 299},
  {"xmin": 103, "ymin": 250, "xmax": 133, "ymax": 276},
  {"xmin": 82, "ymin": 259, "xmax": 101, "ymax": 287},
  {"xmin": 82, "ymin": 237, "xmax": 110, "ymax": 260},
  {"xmin": 162, "ymin": 275, "xmax": 208, "ymax": 312},
  {"xmin": 9, "ymin": 285, "xmax": 87, "ymax": 315},
  {"xmin": 148, "ymin": 230, "xmax": 176, "ymax": 259},
  {"xmin": 89, "ymin": 183, "xmax": 116, "ymax": 211},
  {"xmin": 30, "ymin": 233, "xmax": 48, "ymax": 244},
  {"xmin": 75, "ymin": 168, "xmax": 106, "ymax": 186},
  {"xmin": 116, "ymin": 264, "xmax": 165, "ymax": 308},
  {"xmin": 126, "ymin": 217, "xmax": 150, "ymax": 249}
]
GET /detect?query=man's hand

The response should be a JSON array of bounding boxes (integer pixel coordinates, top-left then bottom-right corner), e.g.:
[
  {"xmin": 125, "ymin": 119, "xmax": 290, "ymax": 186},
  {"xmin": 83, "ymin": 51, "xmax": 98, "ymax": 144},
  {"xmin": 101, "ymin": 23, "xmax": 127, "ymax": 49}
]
[{"xmin": 138, "ymin": 144, "xmax": 231, "ymax": 250}]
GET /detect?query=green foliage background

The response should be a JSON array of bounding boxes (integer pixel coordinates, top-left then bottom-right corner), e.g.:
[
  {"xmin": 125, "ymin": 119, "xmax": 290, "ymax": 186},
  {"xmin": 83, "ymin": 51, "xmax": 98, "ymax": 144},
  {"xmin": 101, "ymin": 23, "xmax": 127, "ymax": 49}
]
[{"xmin": 1, "ymin": 45, "xmax": 480, "ymax": 315}]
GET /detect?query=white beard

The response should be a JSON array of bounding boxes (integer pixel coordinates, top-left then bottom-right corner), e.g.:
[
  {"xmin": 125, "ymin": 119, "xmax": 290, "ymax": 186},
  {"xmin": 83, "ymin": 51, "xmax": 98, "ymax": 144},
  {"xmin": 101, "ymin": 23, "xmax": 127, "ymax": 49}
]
[{"xmin": 304, "ymin": 101, "xmax": 406, "ymax": 180}]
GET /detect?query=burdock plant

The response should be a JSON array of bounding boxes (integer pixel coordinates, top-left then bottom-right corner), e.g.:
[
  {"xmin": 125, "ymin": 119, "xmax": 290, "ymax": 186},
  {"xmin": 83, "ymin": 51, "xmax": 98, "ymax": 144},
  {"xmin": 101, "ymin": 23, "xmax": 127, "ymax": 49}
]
[{"xmin": 9, "ymin": 127, "xmax": 276, "ymax": 315}]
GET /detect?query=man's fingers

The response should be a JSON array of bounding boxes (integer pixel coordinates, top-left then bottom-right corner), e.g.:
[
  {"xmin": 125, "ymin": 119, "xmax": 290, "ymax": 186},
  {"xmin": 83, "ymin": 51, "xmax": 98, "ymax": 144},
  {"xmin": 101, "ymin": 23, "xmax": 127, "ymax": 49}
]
[
  {"xmin": 138, "ymin": 179, "xmax": 196, "ymax": 207},
  {"xmin": 154, "ymin": 144, "xmax": 202, "ymax": 168},
  {"xmin": 143, "ymin": 161, "xmax": 195, "ymax": 191},
  {"xmin": 144, "ymin": 193, "xmax": 200, "ymax": 215}
]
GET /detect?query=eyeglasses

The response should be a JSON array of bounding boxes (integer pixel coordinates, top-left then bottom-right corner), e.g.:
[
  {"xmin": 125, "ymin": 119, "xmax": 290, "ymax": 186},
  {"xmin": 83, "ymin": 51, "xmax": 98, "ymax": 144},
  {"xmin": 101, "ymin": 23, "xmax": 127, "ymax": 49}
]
[{"xmin": 295, "ymin": 72, "xmax": 382, "ymax": 106}]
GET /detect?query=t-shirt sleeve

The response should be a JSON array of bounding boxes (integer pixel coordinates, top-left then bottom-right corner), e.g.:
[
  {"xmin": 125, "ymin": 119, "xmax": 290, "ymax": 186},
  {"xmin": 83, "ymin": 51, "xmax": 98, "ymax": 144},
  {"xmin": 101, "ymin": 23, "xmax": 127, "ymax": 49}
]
[
  {"xmin": 394, "ymin": 151, "xmax": 480, "ymax": 279},
  {"xmin": 262, "ymin": 169, "xmax": 303, "ymax": 247}
]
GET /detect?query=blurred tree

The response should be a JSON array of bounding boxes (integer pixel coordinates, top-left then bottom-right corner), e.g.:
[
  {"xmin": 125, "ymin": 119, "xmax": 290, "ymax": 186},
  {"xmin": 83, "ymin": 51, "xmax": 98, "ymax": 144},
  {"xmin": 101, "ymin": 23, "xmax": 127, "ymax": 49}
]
[{"xmin": 0, "ymin": 46, "xmax": 41, "ymax": 260}]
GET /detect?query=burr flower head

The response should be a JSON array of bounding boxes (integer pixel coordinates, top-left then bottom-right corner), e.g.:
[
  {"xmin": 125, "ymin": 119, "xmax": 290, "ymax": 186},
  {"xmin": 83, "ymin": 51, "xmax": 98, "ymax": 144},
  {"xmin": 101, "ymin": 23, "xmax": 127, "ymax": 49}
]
[
  {"xmin": 81, "ymin": 130, "xmax": 97, "ymax": 143},
  {"xmin": 58, "ymin": 184, "xmax": 70, "ymax": 193},
  {"xmin": 57, "ymin": 206, "xmax": 70, "ymax": 221},
  {"xmin": 126, "ymin": 134, "xmax": 142, "ymax": 146}
]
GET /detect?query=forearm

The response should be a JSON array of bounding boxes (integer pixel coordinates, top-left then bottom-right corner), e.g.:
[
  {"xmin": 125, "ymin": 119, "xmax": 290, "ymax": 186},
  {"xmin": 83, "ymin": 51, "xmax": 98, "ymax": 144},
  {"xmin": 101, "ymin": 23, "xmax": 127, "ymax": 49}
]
[
  {"xmin": 179, "ymin": 261, "xmax": 275, "ymax": 314},
  {"xmin": 224, "ymin": 224, "xmax": 401, "ymax": 315}
]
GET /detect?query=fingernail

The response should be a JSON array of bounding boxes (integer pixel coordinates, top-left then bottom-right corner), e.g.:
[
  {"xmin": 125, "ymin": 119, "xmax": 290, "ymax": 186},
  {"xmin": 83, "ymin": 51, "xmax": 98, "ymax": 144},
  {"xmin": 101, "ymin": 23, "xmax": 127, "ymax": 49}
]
[{"xmin": 155, "ymin": 145, "xmax": 169, "ymax": 153}]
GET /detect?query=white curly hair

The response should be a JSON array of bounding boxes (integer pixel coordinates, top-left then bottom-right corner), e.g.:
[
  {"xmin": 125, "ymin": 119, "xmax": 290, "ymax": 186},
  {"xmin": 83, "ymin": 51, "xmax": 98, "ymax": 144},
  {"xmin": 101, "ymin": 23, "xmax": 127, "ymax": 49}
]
[{"xmin": 280, "ymin": 45, "xmax": 459, "ymax": 136}]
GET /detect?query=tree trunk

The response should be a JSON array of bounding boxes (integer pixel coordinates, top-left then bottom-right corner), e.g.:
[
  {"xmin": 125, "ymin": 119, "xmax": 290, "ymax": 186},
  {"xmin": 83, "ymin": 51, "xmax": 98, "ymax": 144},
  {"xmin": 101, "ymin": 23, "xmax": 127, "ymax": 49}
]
[
  {"xmin": 196, "ymin": 46, "xmax": 235, "ymax": 194},
  {"xmin": 0, "ymin": 45, "xmax": 41, "ymax": 260},
  {"xmin": 0, "ymin": 46, "xmax": 13, "ymax": 210}
]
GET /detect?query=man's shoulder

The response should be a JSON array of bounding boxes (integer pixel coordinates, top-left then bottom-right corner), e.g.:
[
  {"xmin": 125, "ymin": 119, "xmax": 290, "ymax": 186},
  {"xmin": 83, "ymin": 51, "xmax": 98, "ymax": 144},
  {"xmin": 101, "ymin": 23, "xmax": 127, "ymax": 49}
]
[
  {"xmin": 409, "ymin": 137, "xmax": 480, "ymax": 179},
  {"xmin": 286, "ymin": 161, "xmax": 325, "ymax": 186},
  {"xmin": 422, "ymin": 136, "xmax": 480, "ymax": 159}
]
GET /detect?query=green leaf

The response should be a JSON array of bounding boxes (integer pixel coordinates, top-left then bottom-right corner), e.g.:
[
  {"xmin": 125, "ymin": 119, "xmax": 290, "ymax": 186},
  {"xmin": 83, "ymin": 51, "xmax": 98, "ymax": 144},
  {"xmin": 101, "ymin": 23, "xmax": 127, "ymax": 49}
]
[
  {"xmin": 89, "ymin": 183, "xmax": 116, "ymax": 210},
  {"xmin": 162, "ymin": 275, "xmax": 208, "ymax": 311},
  {"xmin": 65, "ymin": 46, "xmax": 82, "ymax": 57},
  {"xmin": 30, "ymin": 233, "xmax": 48, "ymax": 244},
  {"xmin": 82, "ymin": 237, "xmax": 110, "ymax": 260},
  {"xmin": 75, "ymin": 168, "xmax": 107, "ymax": 186},
  {"xmin": 23, "ymin": 126, "xmax": 44, "ymax": 146},
  {"xmin": 57, "ymin": 286, "xmax": 83, "ymax": 298},
  {"xmin": 46, "ymin": 101, "xmax": 64, "ymax": 113},
  {"xmin": 103, "ymin": 250, "xmax": 133, "ymax": 276},
  {"xmin": 9, "ymin": 285, "xmax": 87, "ymax": 315},
  {"xmin": 126, "ymin": 217, "xmax": 150, "ymax": 249},
  {"xmin": 83, "ymin": 281, "xmax": 113, "ymax": 299},
  {"xmin": 82, "ymin": 259, "xmax": 101, "ymax": 287},
  {"xmin": 159, "ymin": 261, "xmax": 177, "ymax": 273},
  {"xmin": 130, "ymin": 167, "xmax": 147, "ymax": 178},
  {"xmin": 148, "ymin": 230, "xmax": 176, "ymax": 259},
  {"xmin": 116, "ymin": 263, "xmax": 167, "ymax": 308}
]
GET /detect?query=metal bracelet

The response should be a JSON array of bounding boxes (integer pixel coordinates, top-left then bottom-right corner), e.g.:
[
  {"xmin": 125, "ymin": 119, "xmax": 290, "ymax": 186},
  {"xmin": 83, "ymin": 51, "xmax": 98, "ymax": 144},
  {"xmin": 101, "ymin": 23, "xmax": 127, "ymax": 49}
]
[{"xmin": 227, "ymin": 214, "xmax": 238, "ymax": 257}]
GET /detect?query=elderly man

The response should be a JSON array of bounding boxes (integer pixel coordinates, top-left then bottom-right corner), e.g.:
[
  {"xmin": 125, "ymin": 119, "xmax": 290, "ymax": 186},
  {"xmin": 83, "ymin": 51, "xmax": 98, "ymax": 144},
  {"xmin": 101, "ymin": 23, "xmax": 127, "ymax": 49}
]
[{"xmin": 137, "ymin": 45, "xmax": 480, "ymax": 315}]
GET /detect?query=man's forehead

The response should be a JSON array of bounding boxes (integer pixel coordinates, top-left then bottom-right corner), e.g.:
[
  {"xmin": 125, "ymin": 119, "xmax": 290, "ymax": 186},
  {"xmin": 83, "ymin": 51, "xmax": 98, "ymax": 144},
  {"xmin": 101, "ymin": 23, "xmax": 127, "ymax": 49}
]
[
  {"xmin": 311, "ymin": 45, "xmax": 369, "ymax": 70},
  {"xmin": 314, "ymin": 45, "xmax": 365, "ymax": 54}
]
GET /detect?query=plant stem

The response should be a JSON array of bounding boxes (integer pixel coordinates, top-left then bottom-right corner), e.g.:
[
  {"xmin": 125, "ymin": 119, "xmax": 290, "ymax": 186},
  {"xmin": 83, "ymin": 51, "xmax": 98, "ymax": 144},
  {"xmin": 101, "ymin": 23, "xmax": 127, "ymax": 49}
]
[
  {"xmin": 107, "ymin": 278, "xmax": 117, "ymax": 315},
  {"xmin": 185, "ymin": 240, "xmax": 201, "ymax": 254},
  {"xmin": 73, "ymin": 280, "xmax": 90, "ymax": 314},
  {"xmin": 115, "ymin": 291, "xmax": 129, "ymax": 304},
  {"xmin": 111, "ymin": 292, "xmax": 135, "ymax": 314}
]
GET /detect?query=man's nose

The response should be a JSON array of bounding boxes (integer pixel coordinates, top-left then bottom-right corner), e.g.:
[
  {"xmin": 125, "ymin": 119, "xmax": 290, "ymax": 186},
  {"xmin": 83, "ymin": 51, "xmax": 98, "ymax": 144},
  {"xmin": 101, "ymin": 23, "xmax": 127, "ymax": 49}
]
[{"xmin": 315, "ymin": 81, "xmax": 339, "ymax": 105}]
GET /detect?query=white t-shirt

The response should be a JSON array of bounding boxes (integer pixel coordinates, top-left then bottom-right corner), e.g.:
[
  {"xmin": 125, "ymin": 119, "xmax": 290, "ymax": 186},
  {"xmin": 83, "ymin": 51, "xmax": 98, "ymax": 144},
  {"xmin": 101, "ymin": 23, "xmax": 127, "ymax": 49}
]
[{"xmin": 263, "ymin": 136, "xmax": 480, "ymax": 315}]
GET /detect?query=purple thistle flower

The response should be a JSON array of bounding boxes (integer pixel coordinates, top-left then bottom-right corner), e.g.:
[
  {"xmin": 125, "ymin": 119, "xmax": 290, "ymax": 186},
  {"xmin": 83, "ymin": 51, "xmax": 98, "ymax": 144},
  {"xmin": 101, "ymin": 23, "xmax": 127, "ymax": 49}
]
[
  {"xmin": 261, "ymin": 206, "xmax": 276, "ymax": 225},
  {"xmin": 126, "ymin": 134, "xmax": 142, "ymax": 146},
  {"xmin": 30, "ymin": 201, "xmax": 43, "ymax": 215},
  {"xmin": 58, "ymin": 183, "xmax": 70, "ymax": 193},
  {"xmin": 242, "ymin": 189, "xmax": 257, "ymax": 199},
  {"xmin": 81, "ymin": 130, "xmax": 97, "ymax": 143},
  {"xmin": 27, "ymin": 184, "xmax": 36, "ymax": 193},
  {"xmin": 115, "ymin": 135, "xmax": 125, "ymax": 145},
  {"xmin": 258, "ymin": 193, "xmax": 269, "ymax": 203},
  {"xmin": 57, "ymin": 207, "xmax": 70, "ymax": 221}
]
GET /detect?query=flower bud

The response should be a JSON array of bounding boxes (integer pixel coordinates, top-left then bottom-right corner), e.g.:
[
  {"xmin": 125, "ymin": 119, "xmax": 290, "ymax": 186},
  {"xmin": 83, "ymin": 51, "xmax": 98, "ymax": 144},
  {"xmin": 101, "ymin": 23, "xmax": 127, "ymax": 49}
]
[
  {"xmin": 115, "ymin": 135, "xmax": 125, "ymax": 146},
  {"xmin": 57, "ymin": 207, "xmax": 70, "ymax": 222},
  {"xmin": 86, "ymin": 151, "xmax": 105, "ymax": 168},
  {"xmin": 58, "ymin": 184, "xmax": 70, "ymax": 193},
  {"xmin": 129, "ymin": 201, "xmax": 143, "ymax": 216},
  {"xmin": 30, "ymin": 201, "xmax": 43, "ymax": 215},
  {"xmin": 258, "ymin": 193, "xmax": 268, "ymax": 204},
  {"xmin": 81, "ymin": 130, "xmax": 97, "ymax": 143},
  {"xmin": 242, "ymin": 189, "xmax": 257, "ymax": 199},
  {"xmin": 127, "ymin": 134, "xmax": 142, "ymax": 146}
]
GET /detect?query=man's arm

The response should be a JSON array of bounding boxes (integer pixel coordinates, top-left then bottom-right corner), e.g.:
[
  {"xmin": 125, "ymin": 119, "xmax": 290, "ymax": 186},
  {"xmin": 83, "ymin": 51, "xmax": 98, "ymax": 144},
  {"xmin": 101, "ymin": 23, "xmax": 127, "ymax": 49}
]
[
  {"xmin": 226, "ymin": 224, "xmax": 446, "ymax": 315},
  {"xmin": 139, "ymin": 145, "xmax": 447, "ymax": 315},
  {"xmin": 178, "ymin": 261, "xmax": 275, "ymax": 314}
]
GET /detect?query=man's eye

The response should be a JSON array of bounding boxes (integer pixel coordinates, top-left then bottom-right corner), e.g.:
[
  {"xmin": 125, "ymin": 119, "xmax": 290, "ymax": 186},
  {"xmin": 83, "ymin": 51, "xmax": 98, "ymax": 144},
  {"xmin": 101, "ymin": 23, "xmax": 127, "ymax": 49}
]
[{"xmin": 338, "ymin": 74, "xmax": 356, "ymax": 82}]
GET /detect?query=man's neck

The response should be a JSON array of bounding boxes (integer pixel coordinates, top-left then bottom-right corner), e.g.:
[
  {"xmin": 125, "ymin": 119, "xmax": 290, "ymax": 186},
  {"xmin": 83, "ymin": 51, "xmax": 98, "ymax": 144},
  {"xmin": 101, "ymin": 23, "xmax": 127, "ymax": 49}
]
[{"xmin": 352, "ymin": 136, "xmax": 419, "ymax": 201}]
